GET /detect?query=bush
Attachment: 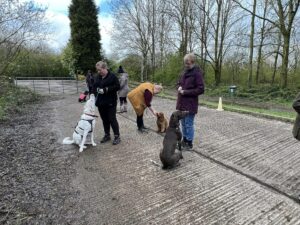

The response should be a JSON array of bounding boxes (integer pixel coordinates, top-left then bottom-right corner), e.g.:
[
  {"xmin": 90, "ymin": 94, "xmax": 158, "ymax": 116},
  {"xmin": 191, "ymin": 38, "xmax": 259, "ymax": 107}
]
[{"xmin": 0, "ymin": 82, "xmax": 40, "ymax": 120}]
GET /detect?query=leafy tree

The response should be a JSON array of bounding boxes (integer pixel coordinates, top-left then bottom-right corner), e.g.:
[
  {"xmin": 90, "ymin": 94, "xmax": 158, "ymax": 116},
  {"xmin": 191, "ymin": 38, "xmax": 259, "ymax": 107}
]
[{"xmin": 69, "ymin": 0, "xmax": 102, "ymax": 73}]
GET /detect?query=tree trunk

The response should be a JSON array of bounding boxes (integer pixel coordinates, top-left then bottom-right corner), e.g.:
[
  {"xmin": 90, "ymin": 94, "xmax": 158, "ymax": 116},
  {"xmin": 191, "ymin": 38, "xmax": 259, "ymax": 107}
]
[
  {"xmin": 281, "ymin": 34, "xmax": 290, "ymax": 88},
  {"xmin": 151, "ymin": 0, "xmax": 156, "ymax": 82},
  {"xmin": 248, "ymin": 0, "xmax": 256, "ymax": 88},
  {"xmin": 214, "ymin": 64, "xmax": 221, "ymax": 86},
  {"xmin": 271, "ymin": 34, "xmax": 281, "ymax": 85},
  {"xmin": 255, "ymin": 0, "xmax": 267, "ymax": 85},
  {"xmin": 214, "ymin": 0, "xmax": 221, "ymax": 86}
]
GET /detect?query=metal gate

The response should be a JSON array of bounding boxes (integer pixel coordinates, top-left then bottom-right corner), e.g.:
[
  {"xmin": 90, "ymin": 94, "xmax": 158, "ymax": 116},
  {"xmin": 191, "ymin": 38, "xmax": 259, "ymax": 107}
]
[{"xmin": 14, "ymin": 77, "xmax": 88, "ymax": 94}]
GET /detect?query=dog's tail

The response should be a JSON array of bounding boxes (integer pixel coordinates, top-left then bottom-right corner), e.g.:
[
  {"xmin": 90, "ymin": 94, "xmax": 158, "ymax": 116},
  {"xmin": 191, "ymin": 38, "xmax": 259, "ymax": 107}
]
[{"xmin": 62, "ymin": 137, "xmax": 75, "ymax": 145}]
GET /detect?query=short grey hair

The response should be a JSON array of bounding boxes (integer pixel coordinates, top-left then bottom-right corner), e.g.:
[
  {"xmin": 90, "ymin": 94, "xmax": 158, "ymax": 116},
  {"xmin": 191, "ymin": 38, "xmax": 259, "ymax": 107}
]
[
  {"xmin": 95, "ymin": 61, "xmax": 108, "ymax": 70},
  {"xmin": 184, "ymin": 53, "xmax": 196, "ymax": 63},
  {"xmin": 154, "ymin": 84, "xmax": 163, "ymax": 94}
]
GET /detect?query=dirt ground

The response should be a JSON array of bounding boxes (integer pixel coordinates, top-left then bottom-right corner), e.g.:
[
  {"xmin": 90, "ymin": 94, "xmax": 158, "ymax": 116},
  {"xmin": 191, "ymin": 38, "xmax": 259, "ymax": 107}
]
[
  {"xmin": 2, "ymin": 94, "xmax": 300, "ymax": 225},
  {"xmin": 0, "ymin": 96, "xmax": 84, "ymax": 225}
]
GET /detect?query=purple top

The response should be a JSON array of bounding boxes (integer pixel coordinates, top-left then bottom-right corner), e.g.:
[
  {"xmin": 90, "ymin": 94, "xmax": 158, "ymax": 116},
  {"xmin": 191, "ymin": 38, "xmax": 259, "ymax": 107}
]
[{"xmin": 176, "ymin": 66, "xmax": 205, "ymax": 114}]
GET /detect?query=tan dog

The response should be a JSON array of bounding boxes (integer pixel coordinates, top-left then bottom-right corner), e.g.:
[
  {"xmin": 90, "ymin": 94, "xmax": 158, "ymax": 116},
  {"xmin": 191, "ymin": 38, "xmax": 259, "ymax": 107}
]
[{"xmin": 156, "ymin": 112, "xmax": 168, "ymax": 133}]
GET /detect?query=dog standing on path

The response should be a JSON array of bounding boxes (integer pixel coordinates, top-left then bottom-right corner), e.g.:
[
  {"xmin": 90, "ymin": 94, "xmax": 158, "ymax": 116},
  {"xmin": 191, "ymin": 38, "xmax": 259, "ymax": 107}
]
[
  {"xmin": 160, "ymin": 110, "xmax": 189, "ymax": 169},
  {"xmin": 63, "ymin": 94, "xmax": 97, "ymax": 152},
  {"xmin": 156, "ymin": 112, "xmax": 168, "ymax": 133}
]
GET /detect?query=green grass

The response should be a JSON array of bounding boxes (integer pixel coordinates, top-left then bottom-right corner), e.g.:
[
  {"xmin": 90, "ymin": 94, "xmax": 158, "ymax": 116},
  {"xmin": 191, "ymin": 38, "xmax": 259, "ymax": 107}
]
[
  {"xmin": 157, "ymin": 91, "xmax": 296, "ymax": 123},
  {"xmin": 0, "ymin": 83, "xmax": 40, "ymax": 120},
  {"xmin": 204, "ymin": 85, "xmax": 298, "ymax": 107}
]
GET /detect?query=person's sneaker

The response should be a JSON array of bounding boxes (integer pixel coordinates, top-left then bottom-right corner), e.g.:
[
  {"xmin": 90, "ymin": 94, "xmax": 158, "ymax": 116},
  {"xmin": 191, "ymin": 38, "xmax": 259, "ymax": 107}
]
[
  {"xmin": 100, "ymin": 135, "xmax": 111, "ymax": 143},
  {"xmin": 112, "ymin": 136, "xmax": 121, "ymax": 145}
]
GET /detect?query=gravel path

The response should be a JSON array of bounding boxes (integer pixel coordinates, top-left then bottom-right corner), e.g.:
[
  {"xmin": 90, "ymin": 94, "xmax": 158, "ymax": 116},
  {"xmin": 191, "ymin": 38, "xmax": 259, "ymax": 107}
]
[{"xmin": 2, "ymin": 94, "xmax": 300, "ymax": 225}]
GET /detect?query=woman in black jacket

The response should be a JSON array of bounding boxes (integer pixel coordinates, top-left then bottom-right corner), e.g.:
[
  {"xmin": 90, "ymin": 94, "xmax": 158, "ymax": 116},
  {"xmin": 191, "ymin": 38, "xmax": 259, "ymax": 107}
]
[{"xmin": 93, "ymin": 61, "xmax": 121, "ymax": 145}]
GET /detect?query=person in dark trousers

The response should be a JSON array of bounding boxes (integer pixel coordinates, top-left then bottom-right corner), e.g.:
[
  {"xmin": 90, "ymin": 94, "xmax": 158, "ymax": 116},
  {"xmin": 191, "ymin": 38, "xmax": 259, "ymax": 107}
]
[
  {"xmin": 292, "ymin": 93, "xmax": 300, "ymax": 201},
  {"xmin": 127, "ymin": 82, "xmax": 162, "ymax": 133},
  {"xmin": 86, "ymin": 70, "xmax": 94, "ymax": 94},
  {"xmin": 176, "ymin": 53, "xmax": 205, "ymax": 150},
  {"xmin": 117, "ymin": 66, "xmax": 129, "ymax": 113},
  {"xmin": 292, "ymin": 93, "xmax": 300, "ymax": 141},
  {"xmin": 93, "ymin": 61, "xmax": 121, "ymax": 145}
]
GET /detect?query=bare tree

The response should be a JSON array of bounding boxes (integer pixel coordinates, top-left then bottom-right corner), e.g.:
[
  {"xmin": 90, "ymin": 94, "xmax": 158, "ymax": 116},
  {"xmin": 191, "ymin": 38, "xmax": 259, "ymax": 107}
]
[
  {"xmin": 200, "ymin": 0, "xmax": 237, "ymax": 86},
  {"xmin": 271, "ymin": 32, "xmax": 282, "ymax": 84},
  {"xmin": 194, "ymin": 0, "xmax": 213, "ymax": 75},
  {"xmin": 255, "ymin": 0, "xmax": 270, "ymax": 85},
  {"xmin": 111, "ymin": 0, "xmax": 152, "ymax": 81},
  {"xmin": 164, "ymin": 0, "xmax": 194, "ymax": 56},
  {"xmin": 233, "ymin": 0, "xmax": 300, "ymax": 88},
  {"xmin": 248, "ymin": 0, "xmax": 256, "ymax": 88},
  {"xmin": 0, "ymin": 0, "xmax": 48, "ymax": 76}
]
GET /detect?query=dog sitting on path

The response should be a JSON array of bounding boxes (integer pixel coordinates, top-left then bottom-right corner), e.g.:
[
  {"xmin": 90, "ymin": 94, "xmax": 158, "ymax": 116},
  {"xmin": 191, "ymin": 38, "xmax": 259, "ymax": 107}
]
[
  {"xmin": 159, "ymin": 110, "xmax": 189, "ymax": 169},
  {"xmin": 156, "ymin": 112, "xmax": 168, "ymax": 133},
  {"xmin": 63, "ymin": 94, "xmax": 97, "ymax": 152}
]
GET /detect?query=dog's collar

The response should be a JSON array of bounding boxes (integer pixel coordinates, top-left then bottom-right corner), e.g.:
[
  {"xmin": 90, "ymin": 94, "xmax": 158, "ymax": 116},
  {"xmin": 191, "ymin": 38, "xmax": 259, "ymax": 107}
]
[{"xmin": 84, "ymin": 113, "xmax": 98, "ymax": 118}]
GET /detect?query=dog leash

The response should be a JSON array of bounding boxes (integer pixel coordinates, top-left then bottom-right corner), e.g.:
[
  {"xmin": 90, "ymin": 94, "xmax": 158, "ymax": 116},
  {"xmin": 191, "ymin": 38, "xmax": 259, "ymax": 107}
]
[{"xmin": 84, "ymin": 113, "xmax": 98, "ymax": 118}]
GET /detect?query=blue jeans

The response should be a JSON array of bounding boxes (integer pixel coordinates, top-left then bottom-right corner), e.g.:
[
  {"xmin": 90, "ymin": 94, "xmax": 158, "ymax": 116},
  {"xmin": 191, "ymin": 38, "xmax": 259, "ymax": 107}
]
[{"xmin": 181, "ymin": 113, "xmax": 195, "ymax": 142}]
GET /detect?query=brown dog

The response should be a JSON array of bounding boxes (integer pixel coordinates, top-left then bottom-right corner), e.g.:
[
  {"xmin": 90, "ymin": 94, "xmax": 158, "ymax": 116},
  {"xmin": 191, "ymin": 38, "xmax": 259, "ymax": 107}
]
[
  {"xmin": 156, "ymin": 112, "xmax": 168, "ymax": 133},
  {"xmin": 160, "ymin": 110, "xmax": 189, "ymax": 169}
]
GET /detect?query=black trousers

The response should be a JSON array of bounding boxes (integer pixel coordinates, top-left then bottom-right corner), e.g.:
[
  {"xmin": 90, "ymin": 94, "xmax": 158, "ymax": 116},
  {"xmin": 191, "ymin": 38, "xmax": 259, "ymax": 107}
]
[
  {"xmin": 98, "ymin": 105, "xmax": 120, "ymax": 136},
  {"xmin": 119, "ymin": 97, "xmax": 127, "ymax": 105},
  {"xmin": 137, "ymin": 114, "xmax": 144, "ymax": 129}
]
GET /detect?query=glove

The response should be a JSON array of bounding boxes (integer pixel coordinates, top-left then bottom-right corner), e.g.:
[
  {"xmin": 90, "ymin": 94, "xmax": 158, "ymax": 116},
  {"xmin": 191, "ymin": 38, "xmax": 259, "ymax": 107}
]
[{"xmin": 97, "ymin": 88, "xmax": 104, "ymax": 94}]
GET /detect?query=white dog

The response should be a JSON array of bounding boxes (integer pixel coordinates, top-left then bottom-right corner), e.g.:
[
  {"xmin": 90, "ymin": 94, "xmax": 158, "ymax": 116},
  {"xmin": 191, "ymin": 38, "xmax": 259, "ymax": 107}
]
[{"xmin": 63, "ymin": 94, "xmax": 97, "ymax": 152}]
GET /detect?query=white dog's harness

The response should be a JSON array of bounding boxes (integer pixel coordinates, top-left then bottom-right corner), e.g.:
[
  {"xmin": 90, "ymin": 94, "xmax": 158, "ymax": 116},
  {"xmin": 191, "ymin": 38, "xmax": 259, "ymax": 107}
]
[{"xmin": 74, "ymin": 119, "xmax": 94, "ymax": 137}]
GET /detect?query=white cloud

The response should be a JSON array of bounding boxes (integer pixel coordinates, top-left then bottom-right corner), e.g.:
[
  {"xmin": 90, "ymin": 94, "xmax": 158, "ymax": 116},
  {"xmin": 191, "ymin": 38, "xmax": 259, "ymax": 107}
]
[
  {"xmin": 45, "ymin": 11, "xmax": 70, "ymax": 51},
  {"xmin": 23, "ymin": 0, "xmax": 113, "ymax": 54},
  {"xmin": 99, "ymin": 14, "xmax": 113, "ymax": 55}
]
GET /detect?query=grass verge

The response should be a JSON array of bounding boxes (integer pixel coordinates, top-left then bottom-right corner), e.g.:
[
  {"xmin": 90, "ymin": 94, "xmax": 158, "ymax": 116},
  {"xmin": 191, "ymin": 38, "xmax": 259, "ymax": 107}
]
[
  {"xmin": 157, "ymin": 91, "xmax": 296, "ymax": 123},
  {"xmin": 0, "ymin": 83, "xmax": 40, "ymax": 121}
]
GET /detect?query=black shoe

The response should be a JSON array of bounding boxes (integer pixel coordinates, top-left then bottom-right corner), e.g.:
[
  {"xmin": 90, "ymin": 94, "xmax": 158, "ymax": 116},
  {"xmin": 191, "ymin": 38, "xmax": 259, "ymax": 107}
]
[
  {"xmin": 183, "ymin": 141, "xmax": 193, "ymax": 151},
  {"xmin": 112, "ymin": 136, "xmax": 121, "ymax": 145},
  {"xmin": 138, "ymin": 127, "xmax": 148, "ymax": 133},
  {"xmin": 101, "ymin": 135, "xmax": 111, "ymax": 143},
  {"xmin": 141, "ymin": 125, "xmax": 149, "ymax": 130}
]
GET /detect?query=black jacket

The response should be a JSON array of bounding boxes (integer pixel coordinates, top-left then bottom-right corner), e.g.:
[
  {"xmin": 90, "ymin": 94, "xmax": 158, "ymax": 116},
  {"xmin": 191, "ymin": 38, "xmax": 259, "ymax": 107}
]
[
  {"xmin": 93, "ymin": 71, "xmax": 120, "ymax": 107},
  {"xmin": 293, "ymin": 93, "xmax": 300, "ymax": 140}
]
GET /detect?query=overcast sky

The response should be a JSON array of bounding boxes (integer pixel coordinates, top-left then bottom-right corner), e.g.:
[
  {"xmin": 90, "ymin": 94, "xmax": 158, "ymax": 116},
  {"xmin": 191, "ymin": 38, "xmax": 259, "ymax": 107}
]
[{"xmin": 33, "ymin": 0, "xmax": 113, "ymax": 55}]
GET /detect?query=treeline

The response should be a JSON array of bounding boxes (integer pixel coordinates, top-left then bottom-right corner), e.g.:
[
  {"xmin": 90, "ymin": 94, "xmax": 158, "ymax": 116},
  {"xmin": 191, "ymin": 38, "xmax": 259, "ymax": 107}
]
[
  {"xmin": 0, "ymin": 0, "xmax": 69, "ymax": 79},
  {"xmin": 111, "ymin": 0, "xmax": 300, "ymax": 89}
]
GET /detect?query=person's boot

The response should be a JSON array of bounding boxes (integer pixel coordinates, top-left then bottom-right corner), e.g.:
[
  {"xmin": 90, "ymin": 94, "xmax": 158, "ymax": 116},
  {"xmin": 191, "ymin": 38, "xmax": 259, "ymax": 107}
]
[
  {"xmin": 184, "ymin": 140, "xmax": 193, "ymax": 151},
  {"xmin": 101, "ymin": 134, "xmax": 111, "ymax": 143},
  {"xmin": 119, "ymin": 104, "xmax": 124, "ymax": 113},
  {"xmin": 112, "ymin": 135, "xmax": 121, "ymax": 145},
  {"xmin": 123, "ymin": 103, "xmax": 127, "ymax": 112},
  {"xmin": 138, "ymin": 127, "xmax": 148, "ymax": 133}
]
